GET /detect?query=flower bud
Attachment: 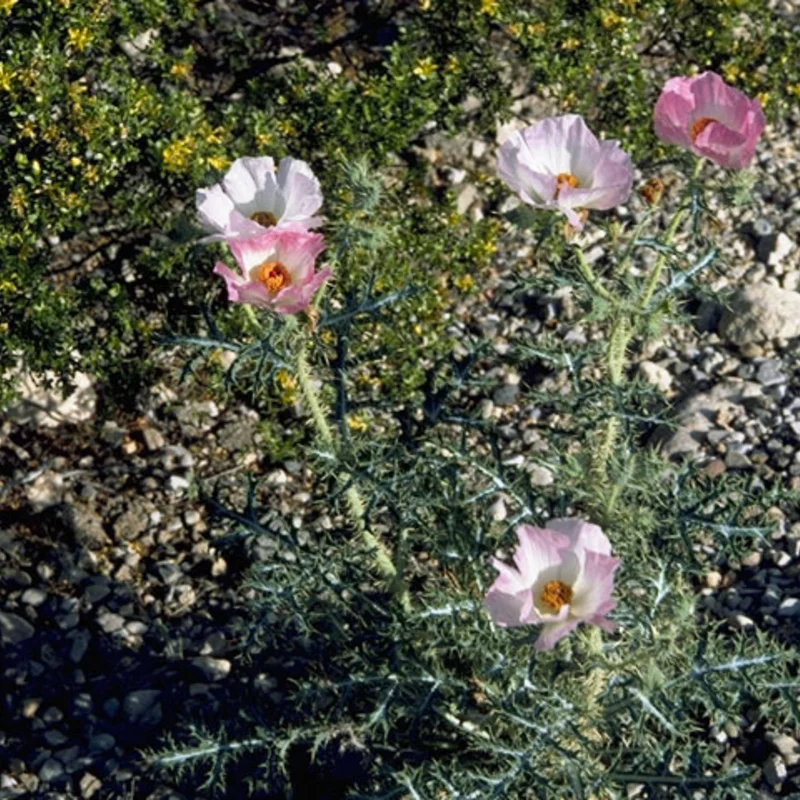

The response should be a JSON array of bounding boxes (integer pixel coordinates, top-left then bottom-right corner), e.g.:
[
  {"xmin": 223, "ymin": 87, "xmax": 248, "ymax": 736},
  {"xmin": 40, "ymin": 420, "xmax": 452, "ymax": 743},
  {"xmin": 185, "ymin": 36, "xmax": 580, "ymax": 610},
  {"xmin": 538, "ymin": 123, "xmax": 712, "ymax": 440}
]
[{"xmin": 640, "ymin": 177, "xmax": 664, "ymax": 207}]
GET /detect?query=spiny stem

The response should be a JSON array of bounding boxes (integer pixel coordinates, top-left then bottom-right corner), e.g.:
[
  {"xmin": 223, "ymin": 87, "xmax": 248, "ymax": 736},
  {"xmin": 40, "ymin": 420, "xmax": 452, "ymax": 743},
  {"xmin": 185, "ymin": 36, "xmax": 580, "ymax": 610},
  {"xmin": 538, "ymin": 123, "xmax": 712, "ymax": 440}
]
[
  {"xmin": 295, "ymin": 339, "xmax": 409, "ymax": 611},
  {"xmin": 573, "ymin": 246, "xmax": 613, "ymax": 302},
  {"xmin": 640, "ymin": 158, "xmax": 704, "ymax": 309}
]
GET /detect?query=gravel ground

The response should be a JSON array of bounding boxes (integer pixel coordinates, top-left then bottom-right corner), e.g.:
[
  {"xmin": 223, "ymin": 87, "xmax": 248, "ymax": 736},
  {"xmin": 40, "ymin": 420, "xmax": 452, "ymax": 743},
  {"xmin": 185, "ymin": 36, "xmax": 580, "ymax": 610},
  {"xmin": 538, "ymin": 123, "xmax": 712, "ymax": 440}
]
[{"xmin": 3, "ymin": 44, "xmax": 800, "ymax": 800}]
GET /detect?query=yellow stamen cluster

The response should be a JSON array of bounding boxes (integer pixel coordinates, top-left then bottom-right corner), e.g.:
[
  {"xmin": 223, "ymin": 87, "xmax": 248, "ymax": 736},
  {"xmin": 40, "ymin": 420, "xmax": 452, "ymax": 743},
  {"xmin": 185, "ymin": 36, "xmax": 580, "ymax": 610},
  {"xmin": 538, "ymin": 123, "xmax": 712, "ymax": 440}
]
[
  {"xmin": 689, "ymin": 116, "xmax": 715, "ymax": 142},
  {"xmin": 554, "ymin": 172, "xmax": 579, "ymax": 199},
  {"xmin": 254, "ymin": 260, "xmax": 290, "ymax": 295},
  {"xmin": 251, "ymin": 210, "xmax": 278, "ymax": 227},
  {"xmin": 540, "ymin": 580, "xmax": 573, "ymax": 612}
]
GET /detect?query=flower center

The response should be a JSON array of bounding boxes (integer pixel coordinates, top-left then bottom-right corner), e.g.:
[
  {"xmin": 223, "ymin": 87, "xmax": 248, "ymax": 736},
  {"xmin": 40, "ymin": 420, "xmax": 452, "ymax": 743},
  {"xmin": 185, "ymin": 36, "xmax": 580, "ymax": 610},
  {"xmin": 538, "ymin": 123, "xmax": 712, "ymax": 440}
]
[
  {"xmin": 554, "ymin": 172, "xmax": 579, "ymax": 199},
  {"xmin": 689, "ymin": 117, "xmax": 716, "ymax": 142},
  {"xmin": 254, "ymin": 260, "xmax": 291, "ymax": 295},
  {"xmin": 250, "ymin": 210, "xmax": 278, "ymax": 227},
  {"xmin": 539, "ymin": 580, "xmax": 573, "ymax": 612}
]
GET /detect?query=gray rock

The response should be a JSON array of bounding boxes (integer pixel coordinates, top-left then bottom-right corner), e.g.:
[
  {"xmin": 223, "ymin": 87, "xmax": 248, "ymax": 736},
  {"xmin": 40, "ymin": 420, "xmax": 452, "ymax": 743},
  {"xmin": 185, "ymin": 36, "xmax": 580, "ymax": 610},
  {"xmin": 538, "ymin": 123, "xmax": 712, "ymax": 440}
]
[
  {"xmin": 756, "ymin": 360, "xmax": 786, "ymax": 387},
  {"xmin": 88, "ymin": 733, "xmax": 115, "ymax": 753},
  {"xmin": 38, "ymin": 759, "xmax": 64, "ymax": 783},
  {"xmin": 21, "ymin": 588, "xmax": 47, "ymax": 607},
  {"xmin": 529, "ymin": 466, "xmax": 555, "ymax": 487},
  {"xmin": 123, "ymin": 689, "xmax": 162, "ymax": 725},
  {"xmin": 191, "ymin": 657, "xmax": 232, "ymax": 681},
  {"xmin": 720, "ymin": 283, "xmax": 800, "ymax": 344},
  {"xmin": 0, "ymin": 611, "xmax": 35, "ymax": 644},
  {"xmin": 141, "ymin": 427, "xmax": 166, "ymax": 451},
  {"xmin": 492, "ymin": 384, "xmax": 519, "ymax": 406},
  {"xmin": 69, "ymin": 631, "xmax": 91, "ymax": 664},
  {"xmin": 654, "ymin": 380, "xmax": 764, "ymax": 458},
  {"xmin": 763, "ymin": 754, "xmax": 787, "ymax": 788},
  {"xmin": 777, "ymin": 598, "xmax": 800, "ymax": 617},
  {"xmin": 96, "ymin": 610, "xmax": 125, "ymax": 634},
  {"xmin": 112, "ymin": 506, "xmax": 149, "ymax": 542},
  {"xmin": 768, "ymin": 733, "xmax": 800, "ymax": 767}
]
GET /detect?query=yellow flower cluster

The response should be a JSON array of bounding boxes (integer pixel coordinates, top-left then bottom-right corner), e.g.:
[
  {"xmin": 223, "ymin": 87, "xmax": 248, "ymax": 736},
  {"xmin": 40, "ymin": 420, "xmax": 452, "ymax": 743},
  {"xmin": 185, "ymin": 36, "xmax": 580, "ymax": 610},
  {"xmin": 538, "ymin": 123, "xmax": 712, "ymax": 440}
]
[
  {"xmin": 413, "ymin": 57, "xmax": 437, "ymax": 79},
  {"xmin": 162, "ymin": 135, "xmax": 196, "ymax": 173},
  {"xmin": 480, "ymin": 0, "xmax": 499, "ymax": 15},
  {"xmin": 0, "ymin": 0, "xmax": 18, "ymax": 15},
  {"xmin": 68, "ymin": 27, "xmax": 92, "ymax": 52}
]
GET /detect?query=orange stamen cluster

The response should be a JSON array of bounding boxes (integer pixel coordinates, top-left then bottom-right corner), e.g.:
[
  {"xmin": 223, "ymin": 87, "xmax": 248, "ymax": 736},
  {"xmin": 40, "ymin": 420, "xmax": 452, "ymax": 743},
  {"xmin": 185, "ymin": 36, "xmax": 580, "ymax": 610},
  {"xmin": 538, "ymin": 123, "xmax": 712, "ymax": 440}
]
[
  {"xmin": 251, "ymin": 210, "xmax": 278, "ymax": 227},
  {"xmin": 554, "ymin": 172, "xmax": 580, "ymax": 199},
  {"xmin": 539, "ymin": 580, "xmax": 573, "ymax": 612},
  {"xmin": 689, "ymin": 117, "xmax": 715, "ymax": 142},
  {"xmin": 254, "ymin": 260, "xmax": 291, "ymax": 295}
]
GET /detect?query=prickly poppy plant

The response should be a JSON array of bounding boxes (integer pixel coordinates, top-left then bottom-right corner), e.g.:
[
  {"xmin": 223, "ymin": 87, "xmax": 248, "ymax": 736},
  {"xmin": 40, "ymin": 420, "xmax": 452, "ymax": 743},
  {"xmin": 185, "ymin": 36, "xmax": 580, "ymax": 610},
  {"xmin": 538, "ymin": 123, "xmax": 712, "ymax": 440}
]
[
  {"xmin": 654, "ymin": 71, "xmax": 766, "ymax": 169},
  {"xmin": 497, "ymin": 114, "xmax": 633, "ymax": 229},
  {"xmin": 196, "ymin": 156, "xmax": 323, "ymax": 242},
  {"xmin": 485, "ymin": 519, "xmax": 619, "ymax": 651}
]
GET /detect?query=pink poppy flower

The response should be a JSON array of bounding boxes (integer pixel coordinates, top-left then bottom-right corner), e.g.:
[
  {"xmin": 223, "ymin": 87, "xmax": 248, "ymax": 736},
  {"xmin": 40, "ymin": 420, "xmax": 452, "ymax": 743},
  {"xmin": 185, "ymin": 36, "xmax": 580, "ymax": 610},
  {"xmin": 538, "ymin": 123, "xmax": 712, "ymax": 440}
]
[
  {"xmin": 214, "ymin": 229, "xmax": 332, "ymax": 315},
  {"xmin": 484, "ymin": 518, "xmax": 620, "ymax": 651},
  {"xmin": 653, "ymin": 72, "xmax": 765, "ymax": 169},
  {"xmin": 497, "ymin": 115, "xmax": 633, "ymax": 230},
  {"xmin": 197, "ymin": 156, "xmax": 323, "ymax": 242}
]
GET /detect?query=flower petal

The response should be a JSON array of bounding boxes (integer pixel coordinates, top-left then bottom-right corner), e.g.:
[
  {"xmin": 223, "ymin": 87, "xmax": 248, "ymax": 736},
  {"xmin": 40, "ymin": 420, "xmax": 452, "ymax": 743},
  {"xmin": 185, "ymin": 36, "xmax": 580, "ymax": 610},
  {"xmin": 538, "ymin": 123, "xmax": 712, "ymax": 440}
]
[
  {"xmin": 545, "ymin": 518, "xmax": 612, "ymax": 556},
  {"xmin": 570, "ymin": 551, "xmax": 620, "ymax": 618},
  {"xmin": 535, "ymin": 619, "xmax": 581, "ymax": 651}
]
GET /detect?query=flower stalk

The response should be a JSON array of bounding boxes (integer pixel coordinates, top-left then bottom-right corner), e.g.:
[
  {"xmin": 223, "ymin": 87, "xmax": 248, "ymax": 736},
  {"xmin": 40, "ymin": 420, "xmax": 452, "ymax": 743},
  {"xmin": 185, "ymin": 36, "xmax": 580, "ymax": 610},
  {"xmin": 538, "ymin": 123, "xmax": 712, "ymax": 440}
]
[{"xmin": 295, "ymin": 339, "xmax": 410, "ymax": 611}]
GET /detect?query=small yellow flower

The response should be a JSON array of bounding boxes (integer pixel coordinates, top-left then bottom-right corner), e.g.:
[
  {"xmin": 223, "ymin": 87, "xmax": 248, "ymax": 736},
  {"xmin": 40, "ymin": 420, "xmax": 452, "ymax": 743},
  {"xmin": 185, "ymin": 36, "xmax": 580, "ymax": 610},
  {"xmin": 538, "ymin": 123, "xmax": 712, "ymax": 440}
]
[
  {"xmin": 68, "ymin": 27, "xmax": 92, "ymax": 52},
  {"xmin": 480, "ymin": 0, "xmax": 499, "ymax": 15},
  {"xmin": 204, "ymin": 127, "xmax": 226, "ymax": 145},
  {"xmin": 723, "ymin": 63, "xmax": 741, "ymax": 83},
  {"xmin": 418, "ymin": 0, "xmax": 431, "ymax": 9},
  {"xmin": 18, "ymin": 120, "xmax": 35, "ymax": 139},
  {"xmin": 170, "ymin": 62, "xmax": 192, "ymax": 80},
  {"xmin": 346, "ymin": 414, "xmax": 369, "ymax": 433},
  {"xmin": 445, "ymin": 55, "xmax": 459, "ymax": 72},
  {"xmin": 0, "ymin": 279, "xmax": 18, "ymax": 294},
  {"xmin": 527, "ymin": 22, "xmax": 546, "ymax": 36},
  {"xmin": 787, "ymin": 83, "xmax": 800, "ymax": 97},
  {"xmin": 560, "ymin": 37, "xmax": 580, "ymax": 51},
  {"xmin": 275, "ymin": 370, "xmax": 298, "ymax": 404},
  {"xmin": 413, "ymin": 57, "xmax": 437, "ymax": 79},
  {"xmin": 255, "ymin": 132, "xmax": 273, "ymax": 148},
  {"xmin": 600, "ymin": 10, "xmax": 622, "ymax": 28},
  {"xmin": 83, "ymin": 164, "xmax": 99, "ymax": 185},
  {"xmin": 162, "ymin": 135, "xmax": 196, "ymax": 173},
  {"xmin": 0, "ymin": 64, "xmax": 13, "ymax": 92},
  {"xmin": 0, "ymin": 0, "xmax": 18, "ymax": 15},
  {"xmin": 757, "ymin": 91, "xmax": 769, "ymax": 107},
  {"xmin": 206, "ymin": 155, "xmax": 229, "ymax": 171},
  {"xmin": 9, "ymin": 186, "xmax": 26, "ymax": 216},
  {"xmin": 278, "ymin": 120, "xmax": 297, "ymax": 136},
  {"xmin": 69, "ymin": 156, "xmax": 82, "ymax": 167},
  {"xmin": 454, "ymin": 274, "xmax": 474, "ymax": 292}
]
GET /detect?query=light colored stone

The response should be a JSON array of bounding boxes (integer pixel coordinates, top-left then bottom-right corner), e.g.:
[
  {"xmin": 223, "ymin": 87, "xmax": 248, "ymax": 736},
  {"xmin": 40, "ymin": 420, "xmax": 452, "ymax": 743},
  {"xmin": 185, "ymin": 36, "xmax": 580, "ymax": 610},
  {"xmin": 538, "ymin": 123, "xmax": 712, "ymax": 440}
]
[
  {"xmin": 720, "ymin": 283, "xmax": 800, "ymax": 344},
  {"xmin": 8, "ymin": 370, "xmax": 96, "ymax": 428},
  {"xmin": 639, "ymin": 361, "xmax": 673, "ymax": 393},
  {"xmin": 529, "ymin": 466, "xmax": 554, "ymax": 487},
  {"xmin": 768, "ymin": 734, "xmax": 800, "ymax": 767},
  {"xmin": 763, "ymin": 754, "xmax": 787, "ymax": 788},
  {"xmin": 191, "ymin": 656, "xmax": 231, "ymax": 681},
  {"xmin": 0, "ymin": 611, "xmax": 35, "ymax": 644}
]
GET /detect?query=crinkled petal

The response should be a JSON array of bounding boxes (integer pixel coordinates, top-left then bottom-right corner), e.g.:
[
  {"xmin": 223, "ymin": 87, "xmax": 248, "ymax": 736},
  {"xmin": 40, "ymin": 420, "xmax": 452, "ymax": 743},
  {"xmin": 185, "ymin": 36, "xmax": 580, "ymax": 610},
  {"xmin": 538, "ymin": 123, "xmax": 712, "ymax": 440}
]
[
  {"xmin": 214, "ymin": 263, "xmax": 271, "ymax": 308},
  {"xmin": 545, "ymin": 518, "xmax": 612, "ymax": 556},
  {"xmin": 277, "ymin": 230, "xmax": 327, "ymax": 284},
  {"xmin": 570, "ymin": 552, "xmax": 620, "ymax": 619},
  {"xmin": 221, "ymin": 157, "xmax": 265, "ymax": 208},
  {"xmin": 512, "ymin": 525, "xmax": 570, "ymax": 586},
  {"xmin": 535, "ymin": 619, "xmax": 581, "ymax": 651},
  {"xmin": 276, "ymin": 158, "xmax": 324, "ymax": 224},
  {"xmin": 196, "ymin": 185, "xmax": 235, "ymax": 235},
  {"xmin": 653, "ymin": 76, "xmax": 697, "ymax": 148},
  {"xmin": 272, "ymin": 266, "xmax": 331, "ymax": 314},
  {"xmin": 229, "ymin": 232, "xmax": 281, "ymax": 273},
  {"xmin": 484, "ymin": 586, "xmax": 530, "ymax": 628}
]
